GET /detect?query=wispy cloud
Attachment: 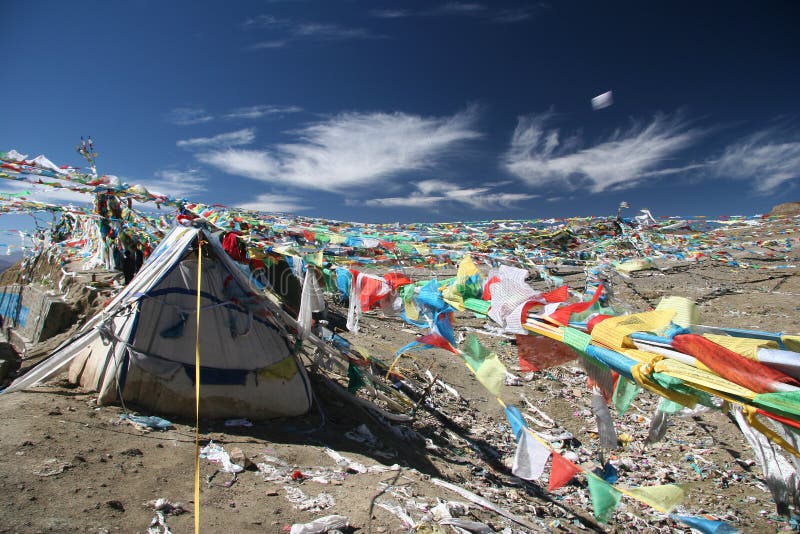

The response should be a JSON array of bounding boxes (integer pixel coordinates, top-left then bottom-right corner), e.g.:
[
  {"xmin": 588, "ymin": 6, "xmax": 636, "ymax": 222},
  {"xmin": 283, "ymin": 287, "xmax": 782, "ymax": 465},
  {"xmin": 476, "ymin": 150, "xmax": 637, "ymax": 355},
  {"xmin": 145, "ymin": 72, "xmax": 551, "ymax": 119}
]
[
  {"xmin": 370, "ymin": 3, "xmax": 538, "ymax": 23},
  {"xmin": 493, "ymin": 6, "xmax": 538, "ymax": 23},
  {"xmin": 365, "ymin": 179, "xmax": 536, "ymax": 209},
  {"xmin": 245, "ymin": 14, "xmax": 382, "ymax": 47},
  {"xmin": 197, "ymin": 108, "xmax": 481, "ymax": 192},
  {"xmin": 249, "ymin": 40, "xmax": 288, "ymax": 49},
  {"xmin": 197, "ymin": 149, "xmax": 280, "ymax": 181},
  {"xmin": 177, "ymin": 128, "xmax": 256, "ymax": 150},
  {"xmin": 503, "ymin": 111, "xmax": 701, "ymax": 192},
  {"xmin": 370, "ymin": 8, "xmax": 411, "ymax": 19},
  {"xmin": 710, "ymin": 128, "xmax": 800, "ymax": 193},
  {"xmin": 1, "ymin": 180, "xmax": 92, "ymax": 207},
  {"xmin": 435, "ymin": 2, "xmax": 487, "ymax": 15},
  {"xmin": 148, "ymin": 169, "xmax": 208, "ymax": 199},
  {"xmin": 291, "ymin": 22, "xmax": 375, "ymax": 40},
  {"xmin": 165, "ymin": 107, "xmax": 214, "ymax": 126},
  {"xmin": 224, "ymin": 105, "xmax": 302, "ymax": 120},
  {"xmin": 235, "ymin": 193, "xmax": 309, "ymax": 213}
]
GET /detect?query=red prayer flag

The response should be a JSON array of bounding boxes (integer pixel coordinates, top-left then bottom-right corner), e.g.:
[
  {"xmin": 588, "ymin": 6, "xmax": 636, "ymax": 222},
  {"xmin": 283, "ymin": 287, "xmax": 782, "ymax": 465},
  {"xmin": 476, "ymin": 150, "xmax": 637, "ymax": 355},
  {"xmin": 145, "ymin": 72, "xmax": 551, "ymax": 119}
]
[
  {"xmin": 672, "ymin": 334, "xmax": 800, "ymax": 394},
  {"xmin": 548, "ymin": 285, "xmax": 604, "ymax": 326},
  {"xmin": 357, "ymin": 274, "xmax": 391, "ymax": 310},
  {"xmin": 384, "ymin": 272, "xmax": 412, "ymax": 289},
  {"xmin": 542, "ymin": 285, "xmax": 569, "ymax": 303},
  {"xmin": 417, "ymin": 333, "xmax": 458, "ymax": 353},
  {"xmin": 549, "ymin": 451, "xmax": 580, "ymax": 491},
  {"xmin": 517, "ymin": 334, "xmax": 577, "ymax": 371},
  {"xmin": 483, "ymin": 275, "xmax": 501, "ymax": 301}
]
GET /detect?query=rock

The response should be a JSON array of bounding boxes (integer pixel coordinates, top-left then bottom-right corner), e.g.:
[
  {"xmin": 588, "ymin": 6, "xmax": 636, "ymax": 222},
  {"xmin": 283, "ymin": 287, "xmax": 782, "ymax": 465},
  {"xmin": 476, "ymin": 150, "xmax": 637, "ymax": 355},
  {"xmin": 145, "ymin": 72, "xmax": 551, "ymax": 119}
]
[
  {"xmin": 106, "ymin": 500, "xmax": 125, "ymax": 512},
  {"xmin": 229, "ymin": 447, "xmax": 256, "ymax": 471},
  {"xmin": 120, "ymin": 448, "xmax": 143, "ymax": 457}
]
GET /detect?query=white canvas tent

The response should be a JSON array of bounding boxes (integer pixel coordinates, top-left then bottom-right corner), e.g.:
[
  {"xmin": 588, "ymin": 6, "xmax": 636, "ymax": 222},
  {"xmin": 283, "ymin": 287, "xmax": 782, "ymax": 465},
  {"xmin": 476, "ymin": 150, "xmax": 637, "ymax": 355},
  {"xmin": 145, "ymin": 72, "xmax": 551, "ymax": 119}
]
[{"xmin": 4, "ymin": 224, "xmax": 313, "ymax": 419}]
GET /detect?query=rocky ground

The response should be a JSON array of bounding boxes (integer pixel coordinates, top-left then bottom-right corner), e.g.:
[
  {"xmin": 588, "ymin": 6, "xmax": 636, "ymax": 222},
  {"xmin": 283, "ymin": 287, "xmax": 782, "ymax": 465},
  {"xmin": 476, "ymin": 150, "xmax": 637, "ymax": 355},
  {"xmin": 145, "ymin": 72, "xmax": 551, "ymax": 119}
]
[{"xmin": 0, "ymin": 217, "xmax": 798, "ymax": 533}]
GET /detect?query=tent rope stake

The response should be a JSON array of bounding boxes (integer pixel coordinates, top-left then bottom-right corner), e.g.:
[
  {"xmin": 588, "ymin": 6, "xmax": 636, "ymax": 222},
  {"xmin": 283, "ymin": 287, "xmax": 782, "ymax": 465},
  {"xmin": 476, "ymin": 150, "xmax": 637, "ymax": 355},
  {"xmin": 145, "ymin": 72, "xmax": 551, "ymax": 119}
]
[{"xmin": 194, "ymin": 237, "xmax": 202, "ymax": 534}]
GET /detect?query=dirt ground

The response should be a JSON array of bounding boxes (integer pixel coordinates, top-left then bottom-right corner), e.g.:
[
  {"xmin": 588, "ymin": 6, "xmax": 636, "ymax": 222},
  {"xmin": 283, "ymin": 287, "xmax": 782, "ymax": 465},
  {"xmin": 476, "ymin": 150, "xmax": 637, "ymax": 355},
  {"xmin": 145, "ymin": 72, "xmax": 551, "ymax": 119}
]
[{"xmin": 0, "ymin": 217, "xmax": 798, "ymax": 533}]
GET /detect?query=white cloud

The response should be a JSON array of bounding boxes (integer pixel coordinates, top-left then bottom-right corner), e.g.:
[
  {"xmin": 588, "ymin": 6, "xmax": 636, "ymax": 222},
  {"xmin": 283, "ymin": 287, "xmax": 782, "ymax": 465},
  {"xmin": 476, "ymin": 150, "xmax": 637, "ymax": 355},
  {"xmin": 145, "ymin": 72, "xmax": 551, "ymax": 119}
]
[
  {"xmin": 197, "ymin": 108, "xmax": 481, "ymax": 191},
  {"xmin": 365, "ymin": 195, "xmax": 446, "ymax": 208},
  {"xmin": 292, "ymin": 22, "xmax": 375, "ymax": 40},
  {"xmin": 224, "ymin": 105, "xmax": 302, "ymax": 120},
  {"xmin": 435, "ymin": 2, "xmax": 487, "ymax": 15},
  {"xmin": 249, "ymin": 40, "xmax": 288, "ymax": 49},
  {"xmin": 165, "ymin": 107, "xmax": 214, "ymax": 125},
  {"xmin": 197, "ymin": 149, "xmax": 280, "ymax": 181},
  {"xmin": 503, "ymin": 111, "xmax": 701, "ymax": 192},
  {"xmin": 235, "ymin": 193, "xmax": 309, "ymax": 213},
  {"xmin": 148, "ymin": 169, "xmax": 208, "ymax": 199},
  {"xmin": 493, "ymin": 7, "xmax": 537, "ymax": 23},
  {"xmin": 177, "ymin": 128, "xmax": 256, "ymax": 149},
  {"xmin": 710, "ymin": 129, "xmax": 800, "ymax": 192},
  {"xmin": 0, "ymin": 180, "xmax": 92, "ymax": 207},
  {"xmin": 370, "ymin": 9, "xmax": 411, "ymax": 18},
  {"xmin": 371, "ymin": 3, "xmax": 536, "ymax": 22},
  {"xmin": 245, "ymin": 14, "xmax": 381, "ymax": 46},
  {"xmin": 365, "ymin": 179, "xmax": 536, "ymax": 210}
]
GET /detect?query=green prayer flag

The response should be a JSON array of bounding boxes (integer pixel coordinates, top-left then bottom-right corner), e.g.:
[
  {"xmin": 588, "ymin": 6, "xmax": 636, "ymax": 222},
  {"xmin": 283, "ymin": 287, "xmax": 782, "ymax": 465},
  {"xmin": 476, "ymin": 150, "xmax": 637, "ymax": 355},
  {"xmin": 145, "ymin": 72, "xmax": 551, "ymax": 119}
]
[
  {"xmin": 587, "ymin": 473, "xmax": 622, "ymax": 523},
  {"xmin": 462, "ymin": 334, "xmax": 506, "ymax": 396},
  {"xmin": 613, "ymin": 377, "xmax": 641, "ymax": 416},
  {"xmin": 657, "ymin": 397, "xmax": 684, "ymax": 415},
  {"xmin": 463, "ymin": 334, "xmax": 492, "ymax": 371},
  {"xmin": 562, "ymin": 327, "xmax": 591, "ymax": 353},
  {"xmin": 347, "ymin": 363, "xmax": 366, "ymax": 393}
]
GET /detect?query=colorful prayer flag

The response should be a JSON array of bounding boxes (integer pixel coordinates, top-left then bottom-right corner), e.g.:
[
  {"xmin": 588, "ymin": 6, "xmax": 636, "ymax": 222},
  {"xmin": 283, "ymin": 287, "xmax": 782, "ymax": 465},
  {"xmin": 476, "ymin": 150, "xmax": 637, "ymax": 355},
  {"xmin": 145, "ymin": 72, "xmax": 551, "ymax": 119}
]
[
  {"xmin": 548, "ymin": 451, "xmax": 580, "ymax": 491},
  {"xmin": 586, "ymin": 473, "xmax": 621, "ymax": 523},
  {"xmin": 512, "ymin": 430, "xmax": 551, "ymax": 481},
  {"xmin": 516, "ymin": 334, "xmax": 577, "ymax": 371},
  {"xmin": 463, "ymin": 334, "xmax": 507, "ymax": 396},
  {"xmin": 624, "ymin": 484, "xmax": 686, "ymax": 513}
]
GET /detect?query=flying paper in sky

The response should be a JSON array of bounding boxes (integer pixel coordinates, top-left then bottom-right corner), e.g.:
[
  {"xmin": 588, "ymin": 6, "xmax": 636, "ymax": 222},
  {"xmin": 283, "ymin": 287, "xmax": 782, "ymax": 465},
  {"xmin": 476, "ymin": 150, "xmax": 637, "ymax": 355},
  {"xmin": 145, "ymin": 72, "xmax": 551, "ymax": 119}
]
[{"xmin": 591, "ymin": 90, "xmax": 614, "ymax": 110}]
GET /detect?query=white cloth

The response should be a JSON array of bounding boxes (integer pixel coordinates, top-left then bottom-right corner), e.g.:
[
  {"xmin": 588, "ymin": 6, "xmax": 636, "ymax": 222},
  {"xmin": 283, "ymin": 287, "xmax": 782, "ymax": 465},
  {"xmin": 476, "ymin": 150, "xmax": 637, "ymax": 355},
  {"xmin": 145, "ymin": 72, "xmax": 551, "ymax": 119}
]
[{"xmin": 512, "ymin": 430, "xmax": 551, "ymax": 481}]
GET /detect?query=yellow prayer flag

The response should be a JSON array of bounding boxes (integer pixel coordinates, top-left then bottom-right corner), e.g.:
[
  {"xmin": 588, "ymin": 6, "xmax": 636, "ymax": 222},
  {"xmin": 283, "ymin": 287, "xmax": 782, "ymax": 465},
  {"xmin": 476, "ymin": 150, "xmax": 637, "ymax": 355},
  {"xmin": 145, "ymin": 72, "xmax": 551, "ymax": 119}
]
[
  {"xmin": 782, "ymin": 335, "xmax": 800, "ymax": 353},
  {"xmin": 474, "ymin": 355, "xmax": 506, "ymax": 396},
  {"xmin": 702, "ymin": 334, "xmax": 778, "ymax": 360},
  {"xmin": 412, "ymin": 244, "xmax": 431, "ymax": 255},
  {"xmin": 656, "ymin": 296, "xmax": 699, "ymax": 328},
  {"xmin": 456, "ymin": 255, "xmax": 480, "ymax": 284},
  {"xmin": 591, "ymin": 310, "xmax": 675, "ymax": 350},
  {"xmin": 622, "ymin": 484, "xmax": 686, "ymax": 513}
]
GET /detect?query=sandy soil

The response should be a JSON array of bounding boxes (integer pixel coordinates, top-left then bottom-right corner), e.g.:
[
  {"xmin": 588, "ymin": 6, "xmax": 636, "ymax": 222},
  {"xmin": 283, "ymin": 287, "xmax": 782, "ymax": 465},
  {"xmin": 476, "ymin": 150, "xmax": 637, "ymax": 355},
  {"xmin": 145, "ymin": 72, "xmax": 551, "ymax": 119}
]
[{"xmin": 0, "ymin": 217, "xmax": 798, "ymax": 533}]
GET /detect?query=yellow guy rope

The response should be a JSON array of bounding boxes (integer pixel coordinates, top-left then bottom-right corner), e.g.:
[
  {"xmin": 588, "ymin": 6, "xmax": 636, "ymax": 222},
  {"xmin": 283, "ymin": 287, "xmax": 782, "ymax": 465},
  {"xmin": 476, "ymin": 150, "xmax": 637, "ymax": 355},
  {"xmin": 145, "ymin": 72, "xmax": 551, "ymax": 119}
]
[{"xmin": 194, "ymin": 237, "xmax": 202, "ymax": 533}]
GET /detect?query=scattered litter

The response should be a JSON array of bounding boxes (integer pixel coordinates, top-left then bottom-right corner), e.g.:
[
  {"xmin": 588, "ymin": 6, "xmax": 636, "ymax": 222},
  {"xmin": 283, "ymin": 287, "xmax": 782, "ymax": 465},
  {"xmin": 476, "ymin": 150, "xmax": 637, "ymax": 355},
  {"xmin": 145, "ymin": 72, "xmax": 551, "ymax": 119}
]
[
  {"xmin": 34, "ymin": 458, "xmax": 73, "ymax": 477},
  {"xmin": 146, "ymin": 498, "xmax": 184, "ymax": 534},
  {"xmin": 439, "ymin": 517, "xmax": 493, "ymax": 533},
  {"xmin": 283, "ymin": 485, "xmax": 335, "ymax": 512},
  {"xmin": 376, "ymin": 500, "xmax": 417, "ymax": 529},
  {"xmin": 430, "ymin": 478, "xmax": 537, "ymax": 530},
  {"xmin": 289, "ymin": 514, "xmax": 349, "ymax": 534},
  {"xmin": 324, "ymin": 447, "xmax": 367, "ymax": 473},
  {"xmin": 120, "ymin": 413, "xmax": 172, "ymax": 431},
  {"xmin": 199, "ymin": 441, "xmax": 243, "ymax": 474}
]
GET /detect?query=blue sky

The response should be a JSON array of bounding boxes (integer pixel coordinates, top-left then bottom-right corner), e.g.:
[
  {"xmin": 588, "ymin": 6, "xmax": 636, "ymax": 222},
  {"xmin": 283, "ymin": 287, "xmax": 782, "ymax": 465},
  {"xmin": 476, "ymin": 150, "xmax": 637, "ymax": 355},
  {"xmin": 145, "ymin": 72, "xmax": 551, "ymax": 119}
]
[{"xmin": 1, "ymin": 0, "xmax": 798, "ymax": 225}]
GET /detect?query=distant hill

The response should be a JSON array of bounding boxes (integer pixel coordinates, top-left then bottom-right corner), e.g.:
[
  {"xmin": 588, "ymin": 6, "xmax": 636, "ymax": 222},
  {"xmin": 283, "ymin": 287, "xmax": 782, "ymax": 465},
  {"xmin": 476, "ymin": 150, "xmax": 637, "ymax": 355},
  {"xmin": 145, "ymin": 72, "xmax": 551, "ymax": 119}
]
[
  {"xmin": 0, "ymin": 254, "xmax": 22, "ymax": 274},
  {"xmin": 769, "ymin": 202, "xmax": 800, "ymax": 217}
]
